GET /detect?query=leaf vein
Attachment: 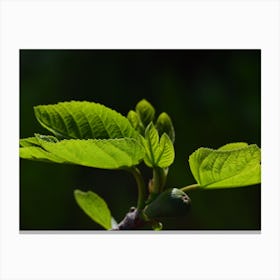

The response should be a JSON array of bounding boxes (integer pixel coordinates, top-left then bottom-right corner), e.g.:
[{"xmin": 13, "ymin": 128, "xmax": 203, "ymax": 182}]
[
  {"xmin": 60, "ymin": 104, "xmax": 82, "ymax": 138},
  {"xmin": 204, "ymin": 150, "xmax": 259, "ymax": 187}
]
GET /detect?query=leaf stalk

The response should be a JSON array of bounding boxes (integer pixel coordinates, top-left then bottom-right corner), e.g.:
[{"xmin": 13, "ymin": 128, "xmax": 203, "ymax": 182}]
[
  {"xmin": 130, "ymin": 167, "xmax": 147, "ymax": 210},
  {"xmin": 180, "ymin": 184, "xmax": 200, "ymax": 192}
]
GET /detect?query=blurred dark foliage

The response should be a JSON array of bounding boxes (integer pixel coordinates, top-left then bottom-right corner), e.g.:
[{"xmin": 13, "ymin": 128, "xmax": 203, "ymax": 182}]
[{"xmin": 20, "ymin": 50, "xmax": 261, "ymax": 230}]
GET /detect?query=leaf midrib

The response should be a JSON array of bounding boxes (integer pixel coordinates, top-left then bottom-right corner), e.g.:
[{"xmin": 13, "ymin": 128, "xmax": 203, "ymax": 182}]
[
  {"xmin": 36, "ymin": 114, "xmax": 76, "ymax": 140},
  {"xmin": 146, "ymin": 132, "xmax": 156, "ymax": 165}
]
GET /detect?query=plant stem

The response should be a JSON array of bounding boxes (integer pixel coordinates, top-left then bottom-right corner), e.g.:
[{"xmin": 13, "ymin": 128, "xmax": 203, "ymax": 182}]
[
  {"xmin": 152, "ymin": 167, "xmax": 161, "ymax": 194},
  {"xmin": 152, "ymin": 167, "xmax": 167, "ymax": 193},
  {"xmin": 180, "ymin": 184, "xmax": 200, "ymax": 192},
  {"xmin": 130, "ymin": 167, "xmax": 147, "ymax": 210}
]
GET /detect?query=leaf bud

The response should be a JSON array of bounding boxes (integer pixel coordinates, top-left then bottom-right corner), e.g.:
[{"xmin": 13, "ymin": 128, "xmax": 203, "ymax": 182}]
[
  {"xmin": 155, "ymin": 112, "xmax": 175, "ymax": 143},
  {"xmin": 135, "ymin": 99, "xmax": 155, "ymax": 127},
  {"xmin": 127, "ymin": 110, "xmax": 144, "ymax": 134}
]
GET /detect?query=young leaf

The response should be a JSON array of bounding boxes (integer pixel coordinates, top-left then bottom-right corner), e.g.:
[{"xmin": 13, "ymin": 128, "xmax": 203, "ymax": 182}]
[
  {"xmin": 155, "ymin": 112, "xmax": 175, "ymax": 143},
  {"xmin": 157, "ymin": 133, "xmax": 175, "ymax": 168},
  {"xmin": 142, "ymin": 122, "xmax": 160, "ymax": 167},
  {"xmin": 74, "ymin": 190, "xmax": 112, "ymax": 230},
  {"xmin": 35, "ymin": 135, "xmax": 145, "ymax": 169},
  {"xmin": 135, "ymin": 99, "xmax": 155, "ymax": 127},
  {"xmin": 189, "ymin": 143, "xmax": 261, "ymax": 189},
  {"xmin": 34, "ymin": 101, "xmax": 139, "ymax": 140},
  {"xmin": 142, "ymin": 123, "xmax": 175, "ymax": 168}
]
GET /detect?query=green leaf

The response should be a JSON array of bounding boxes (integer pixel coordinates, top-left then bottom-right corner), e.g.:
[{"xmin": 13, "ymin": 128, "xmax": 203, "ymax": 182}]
[
  {"xmin": 155, "ymin": 112, "xmax": 175, "ymax": 143},
  {"xmin": 20, "ymin": 135, "xmax": 71, "ymax": 164},
  {"xmin": 142, "ymin": 123, "xmax": 175, "ymax": 168},
  {"xmin": 135, "ymin": 99, "xmax": 155, "ymax": 127},
  {"xmin": 142, "ymin": 123, "xmax": 160, "ymax": 167},
  {"xmin": 157, "ymin": 133, "xmax": 175, "ymax": 168},
  {"xmin": 189, "ymin": 148, "xmax": 213, "ymax": 182},
  {"xmin": 35, "ymin": 135, "xmax": 145, "ymax": 169},
  {"xmin": 218, "ymin": 142, "xmax": 248, "ymax": 151},
  {"xmin": 189, "ymin": 143, "xmax": 261, "ymax": 189},
  {"xmin": 20, "ymin": 136, "xmax": 69, "ymax": 163},
  {"xmin": 74, "ymin": 190, "xmax": 112, "ymax": 230},
  {"xmin": 34, "ymin": 101, "xmax": 139, "ymax": 140}
]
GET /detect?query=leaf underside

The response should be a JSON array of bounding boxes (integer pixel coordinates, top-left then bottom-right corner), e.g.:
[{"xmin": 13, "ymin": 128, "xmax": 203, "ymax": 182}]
[
  {"xmin": 20, "ymin": 145, "xmax": 68, "ymax": 164},
  {"xmin": 74, "ymin": 190, "xmax": 112, "ymax": 230},
  {"xmin": 189, "ymin": 143, "xmax": 261, "ymax": 189},
  {"xmin": 20, "ymin": 135, "xmax": 145, "ymax": 169}
]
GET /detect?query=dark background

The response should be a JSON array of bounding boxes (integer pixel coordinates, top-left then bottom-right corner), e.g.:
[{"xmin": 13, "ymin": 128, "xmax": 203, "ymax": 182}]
[{"xmin": 20, "ymin": 50, "xmax": 261, "ymax": 230}]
